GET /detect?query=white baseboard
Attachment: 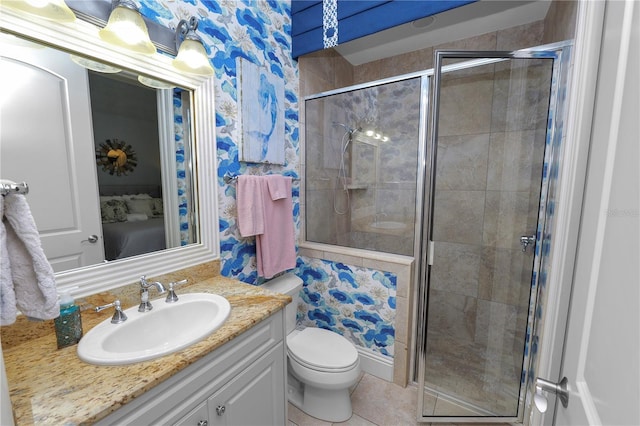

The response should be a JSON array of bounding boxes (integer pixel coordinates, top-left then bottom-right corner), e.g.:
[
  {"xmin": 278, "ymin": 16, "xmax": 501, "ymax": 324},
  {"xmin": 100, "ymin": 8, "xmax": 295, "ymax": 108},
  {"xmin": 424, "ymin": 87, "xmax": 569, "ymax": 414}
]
[{"xmin": 356, "ymin": 346, "xmax": 394, "ymax": 382}]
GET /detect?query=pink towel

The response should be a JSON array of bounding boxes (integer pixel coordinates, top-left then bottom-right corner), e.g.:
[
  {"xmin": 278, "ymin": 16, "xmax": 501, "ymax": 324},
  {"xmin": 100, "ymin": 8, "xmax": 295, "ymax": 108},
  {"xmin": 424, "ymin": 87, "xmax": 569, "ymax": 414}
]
[
  {"xmin": 236, "ymin": 175, "xmax": 265, "ymax": 237},
  {"xmin": 256, "ymin": 176, "xmax": 296, "ymax": 278},
  {"xmin": 266, "ymin": 174, "xmax": 289, "ymax": 200}
]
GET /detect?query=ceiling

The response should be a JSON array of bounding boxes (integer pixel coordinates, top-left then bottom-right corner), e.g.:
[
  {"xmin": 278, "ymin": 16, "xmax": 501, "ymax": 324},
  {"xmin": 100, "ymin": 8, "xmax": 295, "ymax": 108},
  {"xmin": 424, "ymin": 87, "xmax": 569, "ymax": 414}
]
[{"xmin": 333, "ymin": 0, "xmax": 552, "ymax": 66}]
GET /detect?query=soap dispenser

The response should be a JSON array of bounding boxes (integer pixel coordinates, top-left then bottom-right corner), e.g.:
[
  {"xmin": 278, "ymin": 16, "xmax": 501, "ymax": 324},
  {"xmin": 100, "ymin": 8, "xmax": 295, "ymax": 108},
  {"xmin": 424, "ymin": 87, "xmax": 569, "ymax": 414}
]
[{"xmin": 54, "ymin": 291, "xmax": 83, "ymax": 349}]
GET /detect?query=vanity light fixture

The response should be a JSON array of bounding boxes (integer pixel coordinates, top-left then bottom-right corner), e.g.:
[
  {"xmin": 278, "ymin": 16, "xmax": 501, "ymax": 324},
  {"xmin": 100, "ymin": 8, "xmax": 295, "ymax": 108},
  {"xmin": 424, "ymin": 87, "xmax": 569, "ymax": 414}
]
[
  {"xmin": 137, "ymin": 75, "xmax": 175, "ymax": 89},
  {"xmin": 3, "ymin": 0, "xmax": 76, "ymax": 22},
  {"xmin": 363, "ymin": 129, "xmax": 390, "ymax": 143},
  {"xmin": 172, "ymin": 16, "xmax": 214, "ymax": 76},
  {"xmin": 70, "ymin": 54, "xmax": 122, "ymax": 73},
  {"xmin": 99, "ymin": 0, "xmax": 156, "ymax": 55}
]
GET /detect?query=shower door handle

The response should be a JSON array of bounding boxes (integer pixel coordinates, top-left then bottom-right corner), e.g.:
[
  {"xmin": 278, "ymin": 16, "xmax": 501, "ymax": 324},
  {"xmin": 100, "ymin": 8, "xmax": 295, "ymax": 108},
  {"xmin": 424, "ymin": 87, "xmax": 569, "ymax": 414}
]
[
  {"xmin": 533, "ymin": 376, "xmax": 569, "ymax": 412},
  {"xmin": 520, "ymin": 235, "xmax": 536, "ymax": 252}
]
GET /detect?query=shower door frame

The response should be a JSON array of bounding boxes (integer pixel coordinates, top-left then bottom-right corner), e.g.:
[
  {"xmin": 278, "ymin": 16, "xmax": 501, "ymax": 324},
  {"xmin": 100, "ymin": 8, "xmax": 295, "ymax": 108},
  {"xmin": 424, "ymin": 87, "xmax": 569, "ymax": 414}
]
[{"xmin": 416, "ymin": 45, "xmax": 571, "ymax": 423}]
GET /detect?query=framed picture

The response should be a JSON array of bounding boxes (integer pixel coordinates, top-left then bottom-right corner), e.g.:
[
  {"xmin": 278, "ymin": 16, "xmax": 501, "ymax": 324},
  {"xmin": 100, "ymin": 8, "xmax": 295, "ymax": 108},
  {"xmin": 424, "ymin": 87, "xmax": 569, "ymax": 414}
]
[{"xmin": 237, "ymin": 58, "xmax": 285, "ymax": 164}]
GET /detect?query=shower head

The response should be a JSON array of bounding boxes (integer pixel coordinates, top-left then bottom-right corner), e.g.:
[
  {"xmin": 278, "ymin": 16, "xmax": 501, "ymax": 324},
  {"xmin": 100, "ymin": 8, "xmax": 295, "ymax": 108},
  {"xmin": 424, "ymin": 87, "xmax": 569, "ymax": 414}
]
[
  {"xmin": 332, "ymin": 122, "xmax": 360, "ymax": 135},
  {"xmin": 332, "ymin": 122, "xmax": 362, "ymax": 153},
  {"xmin": 342, "ymin": 129, "xmax": 361, "ymax": 152}
]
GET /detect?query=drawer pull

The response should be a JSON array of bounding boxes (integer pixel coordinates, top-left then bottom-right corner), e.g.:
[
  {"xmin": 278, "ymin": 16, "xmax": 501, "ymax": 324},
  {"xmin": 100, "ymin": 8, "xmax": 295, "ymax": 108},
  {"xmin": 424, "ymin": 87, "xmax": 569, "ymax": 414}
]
[
  {"xmin": 197, "ymin": 421, "xmax": 208, "ymax": 426},
  {"xmin": 216, "ymin": 405, "xmax": 226, "ymax": 416}
]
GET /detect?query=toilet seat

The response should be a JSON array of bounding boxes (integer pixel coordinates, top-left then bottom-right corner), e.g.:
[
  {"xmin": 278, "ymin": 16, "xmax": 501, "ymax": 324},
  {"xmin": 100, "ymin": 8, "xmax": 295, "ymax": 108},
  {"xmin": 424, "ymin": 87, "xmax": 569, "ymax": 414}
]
[{"xmin": 287, "ymin": 328, "xmax": 359, "ymax": 373}]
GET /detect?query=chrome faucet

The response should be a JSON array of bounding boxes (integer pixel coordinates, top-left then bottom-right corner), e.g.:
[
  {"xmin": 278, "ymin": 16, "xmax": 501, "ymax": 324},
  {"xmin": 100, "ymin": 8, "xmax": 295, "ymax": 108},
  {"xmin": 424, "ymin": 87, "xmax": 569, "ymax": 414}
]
[
  {"xmin": 138, "ymin": 275, "xmax": 167, "ymax": 312},
  {"xmin": 95, "ymin": 299, "xmax": 127, "ymax": 324},
  {"xmin": 165, "ymin": 279, "xmax": 188, "ymax": 303}
]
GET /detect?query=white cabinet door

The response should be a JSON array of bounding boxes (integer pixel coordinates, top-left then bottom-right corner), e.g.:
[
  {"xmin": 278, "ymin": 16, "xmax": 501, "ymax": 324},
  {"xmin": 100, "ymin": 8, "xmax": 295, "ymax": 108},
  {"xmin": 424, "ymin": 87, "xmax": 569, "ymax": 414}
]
[
  {"xmin": 208, "ymin": 343, "xmax": 286, "ymax": 426},
  {"xmin": 0, "ymin": 35, "xmax": 104, "ymax": 271},
  {"xmin": 553, "ymin": 1, "xmax": 639, "ymax": 425}
]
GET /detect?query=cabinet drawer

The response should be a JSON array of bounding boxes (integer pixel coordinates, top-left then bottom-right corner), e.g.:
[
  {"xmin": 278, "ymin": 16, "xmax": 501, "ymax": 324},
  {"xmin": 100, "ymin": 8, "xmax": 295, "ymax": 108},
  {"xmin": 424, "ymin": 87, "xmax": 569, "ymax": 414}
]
[
  {"xmin": 174, "ymin": 401, "xmax": 208, "ymax": 426},
  {"xmin": 97, "ymin": 311, "xmax": 284, "ymax": 425}
]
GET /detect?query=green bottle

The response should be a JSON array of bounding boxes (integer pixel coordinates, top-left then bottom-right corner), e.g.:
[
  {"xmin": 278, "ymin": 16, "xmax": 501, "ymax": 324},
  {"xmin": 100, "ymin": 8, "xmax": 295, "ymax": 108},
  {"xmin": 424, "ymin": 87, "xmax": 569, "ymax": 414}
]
[{"xmin": 54, "ymin": 291, "xmax": 83, "ymax": 349}]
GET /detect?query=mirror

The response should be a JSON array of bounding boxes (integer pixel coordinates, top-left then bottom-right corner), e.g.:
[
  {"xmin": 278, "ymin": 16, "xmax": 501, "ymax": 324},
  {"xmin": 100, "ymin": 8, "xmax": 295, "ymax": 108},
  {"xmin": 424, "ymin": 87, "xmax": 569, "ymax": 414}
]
[
  {"xmin": 0, "ymin": 8, "xmax": 219, "ymax": 297},
  {"xmin": 2, "ymin": 35, "xmax": 196, "ymax": 268}
]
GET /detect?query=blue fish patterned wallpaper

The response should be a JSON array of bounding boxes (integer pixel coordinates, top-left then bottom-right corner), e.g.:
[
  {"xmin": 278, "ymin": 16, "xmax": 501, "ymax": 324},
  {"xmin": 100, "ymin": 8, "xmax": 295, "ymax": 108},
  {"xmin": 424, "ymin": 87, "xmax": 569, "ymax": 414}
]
[
  {"xmin": 142, "ymin": 0, "xmax": 396, "ymax": 359},
  {"xmin": 297, "ymin": 257, "xmax": 397, "ymax": 357},
  {"xmin": 141, "ymin": 0, "xmax": 300, "ymax": 284},
  {"xmin": 172, "ymin": 91, "xmax": 191, "ymax": 245}
]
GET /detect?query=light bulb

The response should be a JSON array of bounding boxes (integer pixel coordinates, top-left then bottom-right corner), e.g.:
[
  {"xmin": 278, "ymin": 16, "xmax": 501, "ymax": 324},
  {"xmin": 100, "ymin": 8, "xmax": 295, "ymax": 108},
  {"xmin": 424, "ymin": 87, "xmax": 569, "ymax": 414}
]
[
  {"xmin": 138, "ymin": 75, "xmax": 175, "ymax": 89},
  {"xmin": 173, "ymin": 38, "xmax": 213, "ymax": 76},
  {"xmin": 99, "ymin": 3, "xmax": 156, "ymax": 55},
  {"xmin": 70, "ymin": 55, "xmax": 122, "ymax": 73},
  {"xmin": 26, "ymin": 0, "xmax": 51, "ymax": 7},
  {"xmin": 4, "ymin": 0, "xmax": 76, "ymax": 22}
]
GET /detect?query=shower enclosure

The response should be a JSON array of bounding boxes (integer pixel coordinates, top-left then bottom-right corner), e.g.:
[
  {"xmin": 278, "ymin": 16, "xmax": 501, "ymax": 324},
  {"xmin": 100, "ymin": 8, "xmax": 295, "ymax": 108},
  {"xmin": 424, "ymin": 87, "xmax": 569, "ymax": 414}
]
[
  {"xmin": 305, "ymin": 77, "xmax": 422, "ymax": 256},
  {"xmin": 304, "ymin": 43, "xmax": 570, "ymax": 422}
]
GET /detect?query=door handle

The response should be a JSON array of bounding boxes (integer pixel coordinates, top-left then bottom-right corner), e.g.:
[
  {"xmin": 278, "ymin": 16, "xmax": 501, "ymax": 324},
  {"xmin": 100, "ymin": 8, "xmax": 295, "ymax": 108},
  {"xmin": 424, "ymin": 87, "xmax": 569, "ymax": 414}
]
[
  {"xmin": 82, "ymin": 234, "xmax": 99, "ymax": 243},
  {"xmin": 534, "ymin": 376, "xmax": 569, "ymax": 412}
]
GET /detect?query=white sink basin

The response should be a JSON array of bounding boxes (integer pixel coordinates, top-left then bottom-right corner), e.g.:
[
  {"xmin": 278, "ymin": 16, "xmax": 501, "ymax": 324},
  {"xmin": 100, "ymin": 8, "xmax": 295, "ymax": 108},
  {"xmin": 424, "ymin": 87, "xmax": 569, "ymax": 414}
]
[
  {"xmin": 78, "ymin": 293, "xmax": 231, "ymax": 365},
  {"xmin": 370, "ymin": 221, "xmax": 407, "ymax": 230}
]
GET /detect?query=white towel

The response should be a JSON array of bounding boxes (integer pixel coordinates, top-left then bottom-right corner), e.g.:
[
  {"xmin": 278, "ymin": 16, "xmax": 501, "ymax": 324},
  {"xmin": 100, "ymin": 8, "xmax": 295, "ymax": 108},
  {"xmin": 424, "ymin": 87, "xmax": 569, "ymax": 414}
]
[{"xmin": 0, "ymin": 194, "xmax": 58, "ymax": 325}]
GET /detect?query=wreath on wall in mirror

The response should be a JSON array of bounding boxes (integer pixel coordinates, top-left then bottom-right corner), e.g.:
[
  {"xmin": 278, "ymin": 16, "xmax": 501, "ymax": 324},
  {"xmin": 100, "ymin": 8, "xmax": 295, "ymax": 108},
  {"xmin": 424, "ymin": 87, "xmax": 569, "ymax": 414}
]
[{"xmin": 96, "ymin": 139, "xmax": 138, "ymax": 176}]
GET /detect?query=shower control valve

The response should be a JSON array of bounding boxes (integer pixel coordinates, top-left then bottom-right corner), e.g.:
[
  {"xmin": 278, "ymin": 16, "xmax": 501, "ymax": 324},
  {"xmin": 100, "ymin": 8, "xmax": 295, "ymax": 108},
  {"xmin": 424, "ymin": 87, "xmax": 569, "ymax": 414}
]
[{"xmin": 520, "ymin": 235, "xmax": 536, "ymax": 252}]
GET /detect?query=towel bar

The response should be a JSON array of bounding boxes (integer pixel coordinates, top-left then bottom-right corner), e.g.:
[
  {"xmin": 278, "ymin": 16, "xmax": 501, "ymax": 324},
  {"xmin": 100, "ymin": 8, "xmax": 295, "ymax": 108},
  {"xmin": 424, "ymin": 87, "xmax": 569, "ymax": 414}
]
[
  {"xmin": 223, "ymin": 172, "xmax": 299, "ymax": 185},
  {"xmin": 0, "ymin": 180, "xmax": 29, "ymax": 196}
]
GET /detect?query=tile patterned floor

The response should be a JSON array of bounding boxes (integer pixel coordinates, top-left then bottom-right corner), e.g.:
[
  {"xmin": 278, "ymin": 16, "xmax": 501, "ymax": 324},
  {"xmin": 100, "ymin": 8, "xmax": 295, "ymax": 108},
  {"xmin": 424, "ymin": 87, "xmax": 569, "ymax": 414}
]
[{"xmin": 287, "ymin": 374, "xmax": 511, "ymax": 426}]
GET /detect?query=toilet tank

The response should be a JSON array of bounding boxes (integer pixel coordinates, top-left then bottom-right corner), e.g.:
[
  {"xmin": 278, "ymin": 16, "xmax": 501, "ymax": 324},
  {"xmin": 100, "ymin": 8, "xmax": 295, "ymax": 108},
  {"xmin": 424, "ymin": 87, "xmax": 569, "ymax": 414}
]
[{"xmin": 262, "ymin": 273, "xmax": 303, "ymax": 334}]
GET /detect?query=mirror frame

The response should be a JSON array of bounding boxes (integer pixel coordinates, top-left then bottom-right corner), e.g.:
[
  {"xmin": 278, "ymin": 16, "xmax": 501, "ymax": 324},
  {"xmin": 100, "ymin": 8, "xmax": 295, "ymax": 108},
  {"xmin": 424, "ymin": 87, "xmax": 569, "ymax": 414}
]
[{"xmin": 0, "ymin": 8, "xmax": 219, "ymax": 298}]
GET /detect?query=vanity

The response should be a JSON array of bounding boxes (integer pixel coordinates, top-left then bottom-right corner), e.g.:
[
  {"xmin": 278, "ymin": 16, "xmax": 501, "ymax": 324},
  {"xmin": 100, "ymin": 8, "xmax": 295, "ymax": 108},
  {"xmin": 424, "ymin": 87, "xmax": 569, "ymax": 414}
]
[
  {"xmin": 0, "ymin": 271, "xmax": 291, "ymax": 425},
  {"xmin": 0, "ymin": 5, "xmax": 292, "ymax": 425}
]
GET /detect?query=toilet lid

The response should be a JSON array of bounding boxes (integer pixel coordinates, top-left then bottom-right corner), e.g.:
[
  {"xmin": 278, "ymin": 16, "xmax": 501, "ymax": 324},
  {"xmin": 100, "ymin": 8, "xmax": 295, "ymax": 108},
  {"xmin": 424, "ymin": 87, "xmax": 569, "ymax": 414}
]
[{"xmin": 287, "ymin": 328, "xmax": 358, "ymax": 372}]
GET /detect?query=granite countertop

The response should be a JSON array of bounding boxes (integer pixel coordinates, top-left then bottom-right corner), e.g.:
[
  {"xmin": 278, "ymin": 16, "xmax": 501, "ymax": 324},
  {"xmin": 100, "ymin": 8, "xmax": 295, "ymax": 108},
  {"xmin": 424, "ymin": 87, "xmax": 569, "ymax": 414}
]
[{"xmin": 1, "ymin": 275, "xmax": 290, "ymax": 425}]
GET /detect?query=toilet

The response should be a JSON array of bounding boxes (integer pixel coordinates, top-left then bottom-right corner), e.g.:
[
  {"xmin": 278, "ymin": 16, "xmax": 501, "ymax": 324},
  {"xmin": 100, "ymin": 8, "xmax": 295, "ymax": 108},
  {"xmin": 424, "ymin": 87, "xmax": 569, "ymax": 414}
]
[{"xmin": 263, "ymin": 273, "xmax": 361, "ymax": 422}]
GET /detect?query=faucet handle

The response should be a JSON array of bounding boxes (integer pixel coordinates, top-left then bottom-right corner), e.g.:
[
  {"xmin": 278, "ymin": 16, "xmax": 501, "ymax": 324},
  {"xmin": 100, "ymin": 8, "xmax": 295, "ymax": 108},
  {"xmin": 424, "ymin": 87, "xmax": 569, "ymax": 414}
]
[
  {"xmin": 165, "ymin": 279, "xmax": 188, "ymax": 303},
  {"xmin": 139, "ymin": 275, "xmax": 150, "ymax": 287},
  {"xmin": 95, "ymin": 300, "xmax": 127, "ymax": 324}
]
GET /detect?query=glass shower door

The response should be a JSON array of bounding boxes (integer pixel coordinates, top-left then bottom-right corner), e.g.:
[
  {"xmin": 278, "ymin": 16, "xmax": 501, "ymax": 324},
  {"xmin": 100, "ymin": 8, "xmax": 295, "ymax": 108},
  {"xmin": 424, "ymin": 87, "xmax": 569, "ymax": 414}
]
[{"xmin": 418, "ymin": 51, "xmax": 556, "ymax": 422}]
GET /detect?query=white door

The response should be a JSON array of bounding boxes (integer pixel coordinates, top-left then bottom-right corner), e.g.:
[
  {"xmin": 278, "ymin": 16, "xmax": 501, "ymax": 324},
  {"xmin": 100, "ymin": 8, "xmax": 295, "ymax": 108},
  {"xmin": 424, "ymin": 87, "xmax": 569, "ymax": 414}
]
[
  {"xmin": 0, "ymin": 35, "xmax": 104, "ymax": 271},
  {"xmin": 546, "ymin": 1, "xmax": 639, "ymax": 424}
]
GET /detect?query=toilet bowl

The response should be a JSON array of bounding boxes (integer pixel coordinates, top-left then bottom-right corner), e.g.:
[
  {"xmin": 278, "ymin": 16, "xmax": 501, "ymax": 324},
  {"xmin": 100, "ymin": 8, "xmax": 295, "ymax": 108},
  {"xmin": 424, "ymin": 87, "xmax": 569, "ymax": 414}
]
[{"xmin": 263, "ymin": 273, "xmax": 361, "ymax": 423}]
